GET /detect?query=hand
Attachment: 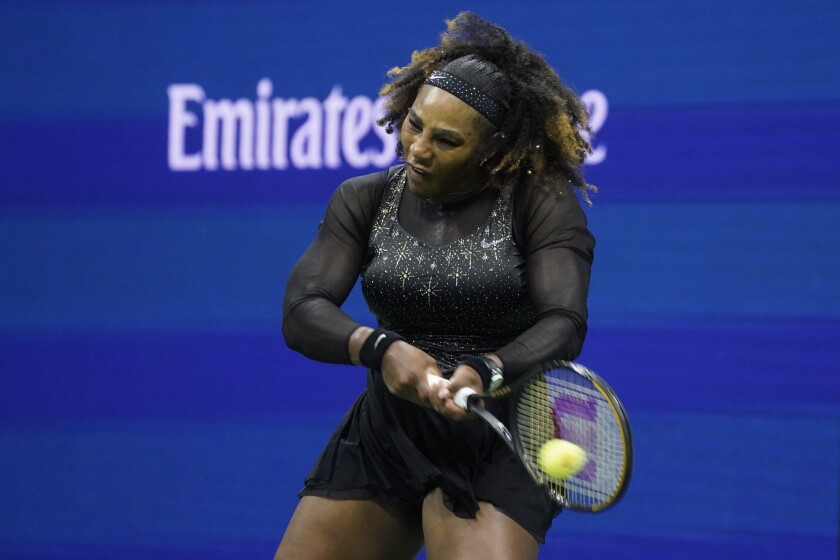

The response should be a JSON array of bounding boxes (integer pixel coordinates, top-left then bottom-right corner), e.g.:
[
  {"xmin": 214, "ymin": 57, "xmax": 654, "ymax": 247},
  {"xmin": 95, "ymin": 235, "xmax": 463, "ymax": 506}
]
[
  {"xmin": 433, "ymin": 364, "xmax": 484, "ymax": 421},
  {"xmin": 380, "ymin": 341, "xmax": 444, "ymax": 407}
]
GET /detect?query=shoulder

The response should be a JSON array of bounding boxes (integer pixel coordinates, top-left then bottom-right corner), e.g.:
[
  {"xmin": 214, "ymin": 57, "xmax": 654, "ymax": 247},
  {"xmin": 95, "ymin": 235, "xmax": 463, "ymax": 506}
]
[
  {"xmin": 511, "ymin": 179, "xmax": 594, "ymax": 258},
  {"xmin": 331, "ymin": 165, "xmax": 403, "ymax": 210},
  {"xmin": 322, "ymin": 165, "xmax": 404, "ymax": 243},
  {"xmin": 338, "ymin": 167, "xmax": 393, "ymax": 190},
  {"xmin": 512, "ymin": 179, "xmax": 589, "ymax": 228}
]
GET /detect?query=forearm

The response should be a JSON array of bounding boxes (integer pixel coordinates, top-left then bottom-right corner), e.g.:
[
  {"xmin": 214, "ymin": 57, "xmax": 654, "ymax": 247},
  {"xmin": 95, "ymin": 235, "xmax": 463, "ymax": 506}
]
[
  {"xmin": 282, "ymin": 297, "xmax": 363, "ymax": 364},
  {"xmin": 494, "ymin": 310, "xmax": 586, "ymax": 379}
]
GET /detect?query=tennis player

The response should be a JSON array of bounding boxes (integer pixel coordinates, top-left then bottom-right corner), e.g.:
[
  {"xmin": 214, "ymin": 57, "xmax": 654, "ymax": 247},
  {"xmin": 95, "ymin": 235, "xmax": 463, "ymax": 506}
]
[{"xmin": 277, "ymin": 12, "xmax": 596, "ymax": 560}]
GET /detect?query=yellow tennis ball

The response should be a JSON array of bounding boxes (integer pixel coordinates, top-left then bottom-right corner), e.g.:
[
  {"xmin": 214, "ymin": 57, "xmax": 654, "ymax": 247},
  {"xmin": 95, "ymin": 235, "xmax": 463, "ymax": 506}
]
[{"xmin": 537, "ymin": 439, "xmax": 588, "ymax": 480}]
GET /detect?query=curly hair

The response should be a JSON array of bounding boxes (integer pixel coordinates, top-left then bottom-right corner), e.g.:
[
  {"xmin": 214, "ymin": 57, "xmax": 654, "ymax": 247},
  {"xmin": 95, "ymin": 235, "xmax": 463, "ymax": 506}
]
[{"xmin": 377, "ymin": 12, "xmax": 597, "ymax": 203}]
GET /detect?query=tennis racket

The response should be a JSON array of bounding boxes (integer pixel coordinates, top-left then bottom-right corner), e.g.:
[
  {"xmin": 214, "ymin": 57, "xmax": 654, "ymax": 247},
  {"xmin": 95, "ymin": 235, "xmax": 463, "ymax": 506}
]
[{"xmin": 431, "ymin": 360, "xmax": 632, "ymax": 512}]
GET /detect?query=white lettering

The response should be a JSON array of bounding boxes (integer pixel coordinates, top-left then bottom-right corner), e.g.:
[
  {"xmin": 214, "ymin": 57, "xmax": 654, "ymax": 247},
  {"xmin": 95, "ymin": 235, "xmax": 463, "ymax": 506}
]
[
  {"xmin": 202, "ymin": 98, "xmax": 255, "ymax": 170},
  {"xmin": 167, "ymin": 84, "xmax": 204, "ymax": 171},
  {"xmin": 256, "ymin": 78, "xmax": 272, "ymax": 170},
  {"xmin": 290, "ymin": 98, "xmax": 323, "ymax": 168},
  {"xmin": 581, "ymin": 89, "xmax": 608, "ymax": 165},
  {"xmin": 271, "ymin": 97, "xmax": 296, "ymax": 169},
  {"xmin": 323, "ymin": 86, "xmax": 348, "ymax": 169},
  {"xmin": 342, "ymin": 96, "xmax": 373, "ymax": 168},
  {"xmin": 166, "ymin": 80, "xmax": 603, "ymax": 173}
]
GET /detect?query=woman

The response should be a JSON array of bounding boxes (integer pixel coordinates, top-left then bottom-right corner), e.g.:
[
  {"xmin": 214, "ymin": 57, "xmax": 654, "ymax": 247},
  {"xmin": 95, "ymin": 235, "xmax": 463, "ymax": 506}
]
[{"xmin": 277, "ymin": 12, "xmax": 597, "ymax": 560}]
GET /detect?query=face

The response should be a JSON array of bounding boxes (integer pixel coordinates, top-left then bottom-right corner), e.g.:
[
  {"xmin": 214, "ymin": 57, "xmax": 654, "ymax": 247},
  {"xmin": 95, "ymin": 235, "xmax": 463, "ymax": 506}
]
[{"xmin": 400, "ymin": 85, "xmax": 496, "ymax": 203}]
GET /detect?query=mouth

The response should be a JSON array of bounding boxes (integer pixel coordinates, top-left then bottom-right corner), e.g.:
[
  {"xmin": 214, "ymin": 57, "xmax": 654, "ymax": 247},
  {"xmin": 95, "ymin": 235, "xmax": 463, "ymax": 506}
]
[{"xmin": 407, "ymin": 162, "xmax": 431, "ymax": 178}]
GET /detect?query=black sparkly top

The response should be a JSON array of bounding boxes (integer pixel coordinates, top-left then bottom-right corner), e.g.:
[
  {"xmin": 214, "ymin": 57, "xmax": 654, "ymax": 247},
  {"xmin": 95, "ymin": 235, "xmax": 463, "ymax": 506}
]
[
  {"xmin": 282, "ymin": 165, "xmax": 595, "ymax": 380},
  {"xmin": 362, "ymin": 168, "xmax": 535, "ymax": 373}
]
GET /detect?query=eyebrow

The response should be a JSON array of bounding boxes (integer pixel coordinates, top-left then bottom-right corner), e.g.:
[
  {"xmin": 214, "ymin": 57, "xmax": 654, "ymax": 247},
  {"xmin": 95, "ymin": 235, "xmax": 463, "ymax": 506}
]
[{"xmin": 408, "ymin": 108, "xmax": 465, "ymax": 143}]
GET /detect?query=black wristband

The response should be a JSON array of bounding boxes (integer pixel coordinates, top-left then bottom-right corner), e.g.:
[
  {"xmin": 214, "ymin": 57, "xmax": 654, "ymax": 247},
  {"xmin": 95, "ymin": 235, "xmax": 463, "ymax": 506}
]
[
  {"xmin": 461, "ymin": 356, "xmax": 493, "ymax": 390},
  {"xmin": 358, "ymin": 329, "xmax": 404, "ymax": 371}
]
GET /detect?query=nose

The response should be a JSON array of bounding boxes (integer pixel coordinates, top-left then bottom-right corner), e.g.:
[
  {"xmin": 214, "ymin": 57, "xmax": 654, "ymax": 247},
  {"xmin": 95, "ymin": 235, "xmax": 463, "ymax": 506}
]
[{"xmin": 408, "ymin": 132, "xmax": 432, "ymax": 163}]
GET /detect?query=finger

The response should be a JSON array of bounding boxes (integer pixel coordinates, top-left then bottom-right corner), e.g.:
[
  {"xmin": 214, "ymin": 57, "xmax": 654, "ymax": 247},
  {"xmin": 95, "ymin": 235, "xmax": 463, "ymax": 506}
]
[
  {"xmin": 426, "ymin": 373, "xmax": 447, "ymax": 390},
  {"xmin": 441, "ymin": 398, "xmax": 471, "ymax": 420},
  {"xmin": 424, "ymin": 376, "xmax": 445, "ymax": 412}
]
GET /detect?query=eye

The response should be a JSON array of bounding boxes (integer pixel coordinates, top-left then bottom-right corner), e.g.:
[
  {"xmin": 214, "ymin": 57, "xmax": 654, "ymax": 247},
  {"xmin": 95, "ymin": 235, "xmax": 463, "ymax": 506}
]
[
  {"xmin": 436, "ymin": 137, "xmax": 459, "ymax": 148},
  {"xmin": 406, "ymin": 118, "xmax": 421, "ymax": 132}
]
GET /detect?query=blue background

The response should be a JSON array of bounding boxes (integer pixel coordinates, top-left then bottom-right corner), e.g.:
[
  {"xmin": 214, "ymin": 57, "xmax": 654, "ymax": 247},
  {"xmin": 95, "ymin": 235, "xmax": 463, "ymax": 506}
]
[{"xmin": 1, "ymin": 1, "xmax": 839, "ymax": 558}]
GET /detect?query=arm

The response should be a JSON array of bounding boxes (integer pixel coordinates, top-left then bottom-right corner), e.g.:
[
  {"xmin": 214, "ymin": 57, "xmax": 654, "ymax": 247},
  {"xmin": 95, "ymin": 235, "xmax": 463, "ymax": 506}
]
[
  {"xmin": 438, "ymin": 184, "xmax": 594, "ymax": 419},
  {"xmin": 495, "ymin": 184, "xmax": 595, "ymax": 379},
  {"xmin": 282, "ymin": 169, "xmax": 447, "ymax": 407},
  {"xmin": 281, "ymin": 172, "xmax": 386, "ymax": 363}
]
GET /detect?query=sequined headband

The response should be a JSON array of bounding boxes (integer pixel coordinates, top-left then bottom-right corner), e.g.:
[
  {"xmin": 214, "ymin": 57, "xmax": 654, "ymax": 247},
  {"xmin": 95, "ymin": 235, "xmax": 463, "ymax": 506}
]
[{"xmin": 424, "ymin": 70, "xmax": 509, "ymax": 127}]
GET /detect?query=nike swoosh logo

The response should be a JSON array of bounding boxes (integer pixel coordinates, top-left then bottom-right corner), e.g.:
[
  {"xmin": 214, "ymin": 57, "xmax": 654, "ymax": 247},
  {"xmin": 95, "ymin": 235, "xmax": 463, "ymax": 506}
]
[
  {"xmin": 373, "ymin": 334, "xmax": 387, "ymax": 350},
  {"xmin": 480, "ymin": 238, "xmax": 505, "ymax": 249}
]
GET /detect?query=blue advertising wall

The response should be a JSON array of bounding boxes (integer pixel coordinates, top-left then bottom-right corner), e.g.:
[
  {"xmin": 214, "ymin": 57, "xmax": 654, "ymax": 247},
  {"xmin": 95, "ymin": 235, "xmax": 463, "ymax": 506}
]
[{"xmin": 1, "ymin": 1, "xmax": 839, "ymax": 558}]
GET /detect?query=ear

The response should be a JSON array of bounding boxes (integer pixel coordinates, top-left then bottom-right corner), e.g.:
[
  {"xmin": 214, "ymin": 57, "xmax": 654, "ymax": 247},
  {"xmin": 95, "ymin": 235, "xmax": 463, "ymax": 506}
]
[{"xmin": 479, "ymin": 130, "xmax": 505, "ymax": 166}]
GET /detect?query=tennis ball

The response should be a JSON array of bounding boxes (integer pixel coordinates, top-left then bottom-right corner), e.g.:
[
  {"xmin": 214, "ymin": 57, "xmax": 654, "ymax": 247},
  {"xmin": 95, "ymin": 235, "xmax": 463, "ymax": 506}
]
[{"xmin": 537, "ymin": 439, "xmax": 588, "ymax": 480}]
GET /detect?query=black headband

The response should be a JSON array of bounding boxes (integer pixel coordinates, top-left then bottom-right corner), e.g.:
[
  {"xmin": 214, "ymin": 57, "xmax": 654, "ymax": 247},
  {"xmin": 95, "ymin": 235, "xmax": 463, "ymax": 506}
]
[{"xmin": 424, "ymin": 69, "xmax": 509, "ymax": 127}]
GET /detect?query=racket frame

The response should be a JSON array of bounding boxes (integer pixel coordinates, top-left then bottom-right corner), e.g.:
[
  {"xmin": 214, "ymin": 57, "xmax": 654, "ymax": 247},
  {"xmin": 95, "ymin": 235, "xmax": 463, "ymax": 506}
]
[{"xmin": 454, "ymin": 360, "xmax": 633, "ymax": 513}]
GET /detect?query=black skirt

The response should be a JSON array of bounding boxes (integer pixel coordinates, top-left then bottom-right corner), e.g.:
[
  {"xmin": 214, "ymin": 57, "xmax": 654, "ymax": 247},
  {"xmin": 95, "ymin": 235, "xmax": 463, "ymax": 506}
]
[{"xmin": 300, "ymin": 369, "xmax": 560, "ymax": 543}]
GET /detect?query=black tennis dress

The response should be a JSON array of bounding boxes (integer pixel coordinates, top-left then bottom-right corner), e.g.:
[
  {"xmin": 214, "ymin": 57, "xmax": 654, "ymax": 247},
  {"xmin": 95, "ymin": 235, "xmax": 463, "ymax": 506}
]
[{"xmin": 282, "ymin": 165, "xmax": 595, "ymax": 542}]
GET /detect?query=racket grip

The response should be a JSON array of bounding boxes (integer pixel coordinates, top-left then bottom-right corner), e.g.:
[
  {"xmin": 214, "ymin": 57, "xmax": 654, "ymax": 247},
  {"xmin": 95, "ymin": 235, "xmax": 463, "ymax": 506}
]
[{"xmin": 453, "ymin": 387, "xmax": 477, "ymax": 410}]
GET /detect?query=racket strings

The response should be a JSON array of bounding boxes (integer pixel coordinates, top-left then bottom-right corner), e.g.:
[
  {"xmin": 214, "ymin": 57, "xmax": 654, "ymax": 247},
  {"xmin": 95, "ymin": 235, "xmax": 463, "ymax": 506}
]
[
  {"xmin": 516, "ymin": 369, "xmax": 627, "ymax": 510},
  {"xmin": 517, "ymin": 375, "xmax": 561, "ymax": 497}
]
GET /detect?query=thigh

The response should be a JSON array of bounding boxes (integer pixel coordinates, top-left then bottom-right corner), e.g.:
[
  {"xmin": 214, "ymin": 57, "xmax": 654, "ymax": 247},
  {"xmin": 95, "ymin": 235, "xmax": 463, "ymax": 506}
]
[
  {"xmin": 274, "ymin": 495, "xmax": 424, "ymax": 560},
  {"xmin": 421, "ymin": 489, "xmax": 540, "ymax": 560}
]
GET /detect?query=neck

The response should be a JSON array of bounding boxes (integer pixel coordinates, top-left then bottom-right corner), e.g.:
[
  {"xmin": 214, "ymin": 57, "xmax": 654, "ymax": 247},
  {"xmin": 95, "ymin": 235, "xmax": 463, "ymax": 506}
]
[
  {"xmin": 432, "ymin": 170, "xmax": 494, "ymax": 205},
  {"xmin": 412, "ymin": 184, "xmax": 495, "ymax": 219},
  {"xmin": 436, "ymin": 183, "xmax": 489, "ymax": 205}
]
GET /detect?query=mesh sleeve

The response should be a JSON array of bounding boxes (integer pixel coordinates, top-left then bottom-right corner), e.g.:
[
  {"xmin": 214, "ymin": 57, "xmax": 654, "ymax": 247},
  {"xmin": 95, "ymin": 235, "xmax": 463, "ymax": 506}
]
[
  {"xmin": 281, "ymin": 170, "xmax": 388, "ymax": 363},
  {"xmin": 494, "ymin": 185, "xmax": 595, "ymax": 378}
]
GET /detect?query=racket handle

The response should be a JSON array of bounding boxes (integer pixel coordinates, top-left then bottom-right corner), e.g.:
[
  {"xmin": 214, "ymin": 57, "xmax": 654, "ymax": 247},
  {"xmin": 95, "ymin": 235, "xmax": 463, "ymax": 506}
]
[{"xmin": 453, "ymin": 387, "xmax": 477, "ymax": 410}]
